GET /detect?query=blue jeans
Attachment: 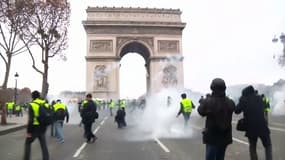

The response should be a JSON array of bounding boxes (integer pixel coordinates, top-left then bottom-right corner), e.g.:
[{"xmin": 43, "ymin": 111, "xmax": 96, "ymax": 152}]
[
  {"xmin": 206, "ymin": 144, "xmax": 226, "ymax": 160},
  {"xmin": 55, "ymin": 120, "xmax": 64, "ymax": 142}
]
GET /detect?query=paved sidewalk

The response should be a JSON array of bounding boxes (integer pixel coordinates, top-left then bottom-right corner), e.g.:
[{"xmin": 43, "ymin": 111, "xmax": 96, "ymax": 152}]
[{"xmin": 0, "ymin": 112, "xmax": 27, "ymax": 136}]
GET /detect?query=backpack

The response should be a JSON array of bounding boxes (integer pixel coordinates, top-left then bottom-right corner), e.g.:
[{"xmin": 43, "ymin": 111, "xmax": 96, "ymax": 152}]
[
  {"xmin": 33, "ymin": 102, "xmax": 54, "ymax": 126},
  {"xmin": 55, "ymin": 108, "xmax": 66, "ymax": 120}
]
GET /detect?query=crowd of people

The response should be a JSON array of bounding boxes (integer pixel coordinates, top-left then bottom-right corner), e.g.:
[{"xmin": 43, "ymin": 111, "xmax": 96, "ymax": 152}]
[{"xmin": 20, "ymin": 76, "xmax": 273, "ymax": 160}]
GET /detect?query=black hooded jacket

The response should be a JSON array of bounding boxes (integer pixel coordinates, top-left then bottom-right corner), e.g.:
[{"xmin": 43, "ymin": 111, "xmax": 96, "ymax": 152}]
[
  {"xmin": 198, "ymin": 78, "xmax": 235, "ymax": 146},
  {"xmin": 235, "ymin": 85, "xmax": 270, "ymax": 137}
]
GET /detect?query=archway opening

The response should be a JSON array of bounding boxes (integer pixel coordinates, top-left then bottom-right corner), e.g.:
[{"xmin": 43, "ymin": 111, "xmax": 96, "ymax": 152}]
[
  {"xmin": 119, "ymin": 41, "xmax": 150, "ymax": 99},
  {"xmin": 120, "ymin": 53, "xmax": 147, "ymax": 99}
]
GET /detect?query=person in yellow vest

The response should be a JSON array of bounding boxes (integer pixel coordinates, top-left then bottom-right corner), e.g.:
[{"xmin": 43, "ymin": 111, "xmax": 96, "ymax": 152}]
[
  {"xmin": 119, "ymin": 99, "xmax": 127, "ymax": 127},
  {"xmin": 108, "ymin": 99, "xmax": 115, "ymax": 116},
  {"xmin": 119, "ymin": 99, "xmax": 126, "ymax": 109},
  {"xmin": 261, "ymin": 94, "xmax": 271, "ymax": 123},
  {"xmin": 15, "ymin": 104, "xmax": 23, "ymax": 117},
  {"xmin": 53, "ymin": 99, "xmax": 69, "ymax": 143},
  {"xmin": 6, "ymin": 101, "xmax": 14, "ymax": 118},
  {"xmin": 176, "ymin": 93, "xmax": 195, "ymax": 126},
  {"xmin": 24, "ymin": 90, "xmax": 49, "ymax": 160}
]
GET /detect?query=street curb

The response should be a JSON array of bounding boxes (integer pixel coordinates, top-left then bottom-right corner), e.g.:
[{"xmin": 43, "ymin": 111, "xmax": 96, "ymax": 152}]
[{"xmin": 0, "ymin": 124, "xmax": 27, "ymax": 136}]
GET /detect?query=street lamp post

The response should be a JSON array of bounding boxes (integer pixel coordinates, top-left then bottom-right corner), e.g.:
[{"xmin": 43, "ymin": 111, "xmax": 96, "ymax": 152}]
[{"xmin": 14, "ymin": 72, "xmax": 19, "ymax": 104}]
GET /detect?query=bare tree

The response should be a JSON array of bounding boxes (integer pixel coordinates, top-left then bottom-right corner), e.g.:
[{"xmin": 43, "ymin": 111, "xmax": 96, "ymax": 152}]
[
  {"xmin": 20, "ymin": 0, "xmax": 70, "ymax": 98},
  {"xmin": 0, "ymin": 0, "xmax": 32, "ymax": 89},
  {"xmin": 0, "ymin": 0, "xmax": 34, "ymax": 124}
]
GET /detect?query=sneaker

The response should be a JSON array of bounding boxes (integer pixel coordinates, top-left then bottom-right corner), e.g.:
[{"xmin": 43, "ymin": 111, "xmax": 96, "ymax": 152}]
[
  {"xmin": 58, "ymin": 140, "xmax": 64, "ymax": 144},
  {"xmin": 87, "ymin": 136, "xmax": 97, "ymax": 144}
]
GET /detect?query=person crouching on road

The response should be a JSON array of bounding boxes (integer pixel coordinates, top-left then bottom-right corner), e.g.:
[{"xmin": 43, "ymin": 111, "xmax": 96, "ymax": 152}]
[
  {"xmin": 53, "ymin": 99, "xmax": 69, "ymax": 143},
  {"xmin": 81, "ymin": 93, "xmax": 98, "ymax": 143},
  {"xmin": 115, "ymin": 107, "xmax": 126, "ymax": 128},
  {"xmin": 23, "ymin": 90, "xmax": 49, "ymax": 160}
]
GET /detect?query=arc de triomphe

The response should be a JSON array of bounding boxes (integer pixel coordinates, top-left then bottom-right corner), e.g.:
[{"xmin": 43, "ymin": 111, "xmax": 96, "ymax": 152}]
[{"xmin": 82, "ymin": 7, "xmax": 186, "ymax": 99}]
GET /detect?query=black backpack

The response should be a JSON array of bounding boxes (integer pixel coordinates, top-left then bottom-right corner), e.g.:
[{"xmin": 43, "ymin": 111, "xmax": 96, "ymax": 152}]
[
  {"xmin": 33, "ymin": 102, "xmax": 54, "ymax": 126},
  {"xmin": 55, "ymin": 108, "xmax": 66, "ymax": 120}
]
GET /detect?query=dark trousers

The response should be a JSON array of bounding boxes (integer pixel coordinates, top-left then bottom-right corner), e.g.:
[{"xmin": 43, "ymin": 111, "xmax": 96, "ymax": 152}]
[
  {"xmin": 84, "ymin": 122, "xmax": 95, "ymax": 141},
  {"xmin": 248, "ymin": 135, "xmax": 272, "ymax": 160},
  {"xmin": 206, "ymin": 144, "xmax": 226, "ymax": 160},
  {"xmin": 183, "ymin": 113, "xmax": 190, "ymax": 126},
  {"xmin": 24, "ymin": 127, "xmax": 49, "ymax": 160}
]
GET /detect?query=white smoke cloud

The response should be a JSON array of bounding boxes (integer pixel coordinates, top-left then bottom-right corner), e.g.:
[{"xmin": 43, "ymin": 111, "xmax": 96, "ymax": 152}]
[
  {"xmin": 272, "ymin": 84, "xmax": 285, "ymax": 115},
  {"xmin": 127, "ymin": 89, "xmax": 195, "ymax": 141}
]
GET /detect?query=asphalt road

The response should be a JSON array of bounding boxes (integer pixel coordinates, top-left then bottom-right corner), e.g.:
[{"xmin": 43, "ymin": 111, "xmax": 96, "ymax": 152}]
[{"xmin": 0, "ymin": 107, "xmax": 284, "ymax": 160}]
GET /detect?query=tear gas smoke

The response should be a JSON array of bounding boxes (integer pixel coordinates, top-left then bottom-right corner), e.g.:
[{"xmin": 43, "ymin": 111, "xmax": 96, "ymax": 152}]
[
  {"xmin": 272, "ymin": 84, "xmax": 285, "ymax": 115},
  {"xmin": 126, "ymin": 89, "xmax": 198, "ymax": 141}
]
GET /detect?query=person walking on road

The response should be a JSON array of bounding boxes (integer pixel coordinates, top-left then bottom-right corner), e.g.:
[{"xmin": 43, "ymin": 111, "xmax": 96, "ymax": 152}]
[
  {"xmin": 197, "ymin": 78, "xmax": 235, "ymax": 160},
  {"xmin": 235, "ymin": 85, "xmax": 273, "ymax": 160},
  {"xmin": 53, "ymin": 99, "xmax": 69, "ymax": 143},
  {"xmin": 81, "ymin": 93, "xmax": 98, "ymax": 143},
  {"xmin": 23, "ymin": 90, "xmax": 49, "ymax": 160},
  {"xmin": 108, "ymin": 99, "xmax": 115, "ymax": 116},
  {"xmin": 176, "ymin": 93, "xmax": 195, "ymax": 126},
  {"xmin": 6, "ymin": 101, "xmax": 14, "ymax": 118},
  {"xmin": 261, "ymin": 94, "xmax": 271, "ymax": 123}
]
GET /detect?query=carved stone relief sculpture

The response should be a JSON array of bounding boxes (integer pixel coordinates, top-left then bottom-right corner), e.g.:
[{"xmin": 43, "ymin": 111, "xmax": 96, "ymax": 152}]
[
  {"xmin": 94, "ymin": 65, "xmax": 108, "ymax": 90},
  {"xmin": 162, "ymin": 65, "xmax": 178, "ymax": 87}
]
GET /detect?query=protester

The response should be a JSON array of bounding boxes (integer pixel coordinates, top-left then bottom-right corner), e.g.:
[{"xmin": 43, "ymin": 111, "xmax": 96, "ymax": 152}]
[
  {"xmin": 53, "ymin": 99, "xmax": 69, "ymax": 143},
  {"xmin": 197, "ymin": 78, "xmax": 235, "ymax": 160},
  {"xmin": 23, "ymin": 90, "xmax": 49, "ymax": 160},
  {"xmin": 235, "ymin": 85, "xmax": 272, "ymax": 160},
  {"xmin": 176, "ymin": 93, "xmax": 195, "ymax": 126},
  {"xmin": 114, "ymin": 107, "xmax": 126, "ymax": 128},
  {"xmin": 81, "ymin": 93, "xmax": 98, "ymax": 143},
  {"xmin": 108, "ymin": 99, "xmax": 115, "ymax": 116}
]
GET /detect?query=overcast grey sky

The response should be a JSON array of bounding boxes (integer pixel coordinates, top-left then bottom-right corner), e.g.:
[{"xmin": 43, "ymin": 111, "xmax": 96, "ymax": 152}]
[{"xmin": 2, "ymin": 0, "xmax": 285, "ymax": 98}]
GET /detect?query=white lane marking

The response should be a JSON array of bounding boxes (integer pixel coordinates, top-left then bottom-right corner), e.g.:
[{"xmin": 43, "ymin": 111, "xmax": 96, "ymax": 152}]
[
  {"xmin": 192, "ymin": 124, "xmax": 249, "ymax": 146},
  {"xmin": 154, "ymin": 137, "xmax": 170, "ymax": 153},
  {"xmin": 93, "ymin": 126, "xmax": 100, "ymax": 134},
  {"xmin": 73, "ymin": 142, "xmax": 87, "ymax": 158},
  {"xmin": 233, "ymin": 137, "xmax": 249, "ymax": 145},
  {"xmin": 73, "ymin": 117, "xmax": 106, "ymax": 158},
  {"xmin": 269, "ymin": 126, "xmax": 285, "ymax": 132},
  {"xmin": 270, "ymin": 122, "xmax": 285, "ymax": 127},
  {"xmin": 100, "ymin": 116, "xmax": 108, "ymax": 125}
]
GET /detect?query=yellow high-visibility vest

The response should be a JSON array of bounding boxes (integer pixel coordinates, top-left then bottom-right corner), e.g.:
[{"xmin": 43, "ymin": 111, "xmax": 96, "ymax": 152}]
[
  {"xmin": 181, "ymin": 98, "xmax": 193, "ymax": 113},
  {"xmin": 54, "ymin": 103, "xmax": 66, "ymax": 112}
]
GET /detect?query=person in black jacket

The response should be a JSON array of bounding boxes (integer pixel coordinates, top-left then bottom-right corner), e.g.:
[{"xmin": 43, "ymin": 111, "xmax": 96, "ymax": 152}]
[
  {"xmin": 80, "ymin": 93, "xmax": 97, "ymax": 143},
  {"xmin": 115, "ymin": 107, "xmax": 126, "ymax": 128},
  {"xmin": 198, "ymin": 78, "xmax": 235, "ymax": 160},
  {"xmin": 235, "ymin": 85, "xmax": 272, "ymax": 160},
  {"xmin": 24, "ymin": 90, "xmax": 49, "ymax": 160}
]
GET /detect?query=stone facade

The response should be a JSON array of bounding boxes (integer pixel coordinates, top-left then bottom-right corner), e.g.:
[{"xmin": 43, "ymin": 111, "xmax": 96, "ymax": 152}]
[{"xmin": 83, "ymin": 7, "xmax": 186, "ymax": 99}]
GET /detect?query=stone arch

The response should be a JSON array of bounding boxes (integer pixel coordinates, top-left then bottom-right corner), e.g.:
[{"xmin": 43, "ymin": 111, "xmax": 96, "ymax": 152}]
[{"xmin": 83, "ymin": 7, "xmax": 186, "ymax": 99}]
